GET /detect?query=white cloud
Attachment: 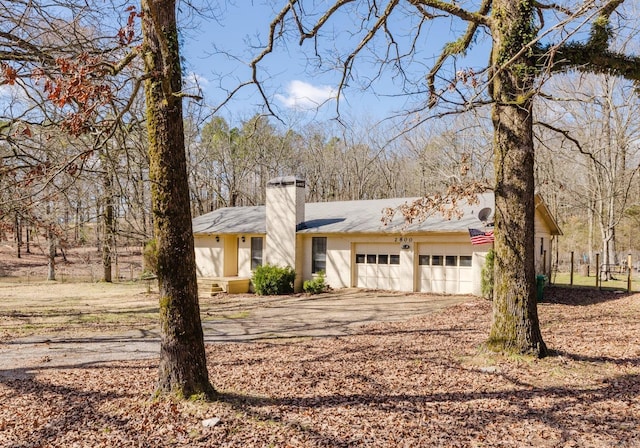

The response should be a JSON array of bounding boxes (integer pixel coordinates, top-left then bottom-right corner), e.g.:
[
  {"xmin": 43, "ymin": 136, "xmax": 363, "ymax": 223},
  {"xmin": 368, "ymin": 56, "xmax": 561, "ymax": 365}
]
[
  {"xmin": 0, "ymin": 83, "xmax": 25, "ymax": 101},
  {"xmin": 183, "ymin": 72, "xmax": 210, "ymax": 97},
  {"xmin": 275, "ymin": 80, "xmax": 337, "ymax": 110}
]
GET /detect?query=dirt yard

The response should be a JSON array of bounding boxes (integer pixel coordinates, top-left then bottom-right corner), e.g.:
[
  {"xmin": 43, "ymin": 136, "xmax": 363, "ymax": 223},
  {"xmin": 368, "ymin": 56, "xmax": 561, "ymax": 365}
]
[{"xmin": 0, "ymin": 246, "xmax": 639, "ymax": 447}]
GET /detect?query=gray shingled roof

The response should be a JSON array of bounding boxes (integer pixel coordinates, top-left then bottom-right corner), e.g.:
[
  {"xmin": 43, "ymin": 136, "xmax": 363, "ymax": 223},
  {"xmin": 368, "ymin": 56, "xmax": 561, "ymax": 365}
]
[
  {"xmin": 192, "ymin": 193, "xmax": 497, "ymax": 235},
  {"xmin": 192, "ymin": 205, "xmax": 266, "ymax": 234}
]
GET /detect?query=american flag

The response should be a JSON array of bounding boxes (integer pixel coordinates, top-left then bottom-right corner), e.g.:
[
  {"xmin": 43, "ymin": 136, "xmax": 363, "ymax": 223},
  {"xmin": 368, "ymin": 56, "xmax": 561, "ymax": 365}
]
[{"xmin": 468, "ymin": 228, "xmax": 494, "ymax": 245}]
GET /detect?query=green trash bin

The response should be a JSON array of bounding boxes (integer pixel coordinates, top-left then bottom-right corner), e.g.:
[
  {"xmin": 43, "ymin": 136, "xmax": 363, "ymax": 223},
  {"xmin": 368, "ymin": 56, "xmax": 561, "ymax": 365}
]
[{"xmin": 536, "ymin": 275, "xmax": 547, "ymax": 302}]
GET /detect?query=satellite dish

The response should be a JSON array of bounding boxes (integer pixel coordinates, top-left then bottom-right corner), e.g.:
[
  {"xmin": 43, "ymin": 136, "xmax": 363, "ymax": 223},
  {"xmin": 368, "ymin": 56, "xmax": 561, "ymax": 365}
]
[{"xmin": 478, "ymin": 207, "xmax": 493, "ymax": 223}]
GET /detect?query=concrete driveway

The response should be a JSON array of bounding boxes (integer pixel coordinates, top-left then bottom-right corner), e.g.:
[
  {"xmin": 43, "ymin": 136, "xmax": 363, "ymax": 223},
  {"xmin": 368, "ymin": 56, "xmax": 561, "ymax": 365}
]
[
  {"xmin": 201, "ymin": 288, "xmax": 472, "ymax": 341},
  {"xmin": 0, "ymin": 289, "xmax": 473, "ymax": 375}
]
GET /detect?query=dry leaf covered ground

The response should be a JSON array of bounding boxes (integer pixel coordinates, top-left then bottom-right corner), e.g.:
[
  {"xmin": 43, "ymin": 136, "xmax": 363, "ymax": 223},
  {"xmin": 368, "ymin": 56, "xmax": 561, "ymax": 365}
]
[{"xmin": 0, "ymin": 285, "xmax": 638, "ymax": 447}]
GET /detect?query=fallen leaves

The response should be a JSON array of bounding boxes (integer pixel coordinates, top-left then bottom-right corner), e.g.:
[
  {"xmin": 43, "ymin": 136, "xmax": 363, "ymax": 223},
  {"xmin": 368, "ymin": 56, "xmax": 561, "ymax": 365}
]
[{"xmin": 0, "ymin": 288, "xmax": 639, "ymax": 447}]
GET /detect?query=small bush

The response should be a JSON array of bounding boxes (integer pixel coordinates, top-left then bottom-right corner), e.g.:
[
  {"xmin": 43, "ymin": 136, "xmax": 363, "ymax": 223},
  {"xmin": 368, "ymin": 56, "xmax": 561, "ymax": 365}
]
[
  {"xmin": 481, "ymin": 249, "xmax": 494, "ymax": 300},
  {"xmin": 252, "ymin": 264, "xmax": 296, "ymax": 295},
  {"xmin": 303, "ymin": 271, "xmax": 328, "ymax": 294},
  {"xmin": 143, "ymin": 239, "xmax": 158, "ymax": 275}
]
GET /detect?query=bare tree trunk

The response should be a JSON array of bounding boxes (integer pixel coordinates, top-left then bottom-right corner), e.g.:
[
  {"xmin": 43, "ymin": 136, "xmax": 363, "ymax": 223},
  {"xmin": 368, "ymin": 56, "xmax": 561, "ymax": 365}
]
[
  {"xmin": 25, "ymin": 221, "xmax": 30, "ymax": 254},
  {"xmin": 47, "ymin": 224, "xmax": 56, "ymax": 281},
  {"xmin": 74, "ymin": 199, "xmax": 80, "ymax": 244},
  {"xmin": 588, "ymin": 200, "xmax": 594, "ymax": 266},
  {"xmin": 137, "ymin": 164, "xmax": 149, "ymax": 239},
  {"xmin": 15, "ymin": 213, "xmax": 21, "ymax": 259},
  {"xmin": 95, "ymin": 198, "xmax": 101, "ymax": 253},
  {"xmin": 603, "ymin": 97, "xmax": 618, "ymax": 270},
  {"xmin": 102, "ymin": 170, "xmax": 114, "ymax": 282},
  {"xmin": 141, "ymin": 0, "xmax": 214, "ymax": 399}
]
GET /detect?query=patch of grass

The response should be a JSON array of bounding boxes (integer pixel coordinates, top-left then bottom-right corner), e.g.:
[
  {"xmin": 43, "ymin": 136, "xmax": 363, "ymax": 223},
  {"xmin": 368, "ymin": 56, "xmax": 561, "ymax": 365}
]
[
  {"xmin": 553, "ymin": 272, "xmax": 638, "ymax": 291},
  {"xmin": 0, "ymin": 307, "xmax": 160, "ymax": 339},
  {"xmin": 77, "ymin": 311, "xmax": 158, "ymax": 324}
]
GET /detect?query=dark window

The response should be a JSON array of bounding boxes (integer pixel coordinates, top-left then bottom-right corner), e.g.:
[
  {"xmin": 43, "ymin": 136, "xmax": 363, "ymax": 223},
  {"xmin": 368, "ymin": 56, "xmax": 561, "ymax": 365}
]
[
  {"xmin": 432, "ymin": 255, "xmax": 443, "ymax": 266},
  {"xmin": 251, "ymin": 237, "xmax": 263, "ymax": 270},
  {"xmin": 312, "ymin": 237, "xmax": 327, "ymax": 273},
  {"xmin": 356, "ymin": 254, "xmax": 365, "ymax": 263},
  {"xmin": 419, "ymin": 255, "xmax": 430, "ymax": 265},
  {"xmin": 459, "ymin": 256, "xmax": 472, "ymax": 267},
  {"xmin": 446, "ymin": 255, "xmax": 457, "ymax": 266},
  {"xmin": 366, "ymin": 254, "xmax": 377, "ymax": 264},
  {"xmin": 389, "ymin": 255, "xmax": 400, "ymax": 265},
  {"xmin": 378, "ymin": 254, "xmax": 388, "ymax": 264}
]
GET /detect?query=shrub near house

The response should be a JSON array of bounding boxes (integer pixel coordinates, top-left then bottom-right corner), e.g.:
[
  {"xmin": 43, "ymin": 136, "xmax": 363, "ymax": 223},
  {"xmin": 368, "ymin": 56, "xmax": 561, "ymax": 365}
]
[
  {"xmin": 303, "ymin": 271, "xmax": 328, "ymax": 294},
  {"xmin": 252, "ymin": 264, "xmax": 295, "ymax": 295}
]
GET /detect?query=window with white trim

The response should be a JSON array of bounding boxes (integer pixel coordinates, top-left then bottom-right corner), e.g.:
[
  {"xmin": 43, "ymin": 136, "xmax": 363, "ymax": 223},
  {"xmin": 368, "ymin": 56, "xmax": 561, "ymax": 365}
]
[{"xmin": 251, "ymin": 237, "xmax": 263, "ymax": 270}]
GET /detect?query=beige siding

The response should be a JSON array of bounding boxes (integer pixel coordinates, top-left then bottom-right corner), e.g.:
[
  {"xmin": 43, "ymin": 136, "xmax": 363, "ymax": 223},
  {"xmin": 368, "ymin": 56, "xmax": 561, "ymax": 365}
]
[
  {"xmin": 237, "ymin": 236, "xmax": 251, "ymax": 278},
  {"xmin": 399, "ymin": 243, "xmax": 415, "ymax": 292},
  {"xmin": 327, "ymin": 237, "xmax": 351, "ymax": 288},
  {"xmin": 534, "ymin": 212, "xmax": 553, "ymax": 275},
  {"xmin": 294, "ymin": 234, "xmax": 305, "ymax": 291},
  {"xmin": 194, "ymin": 235, "xmax": 223, "ymax": 277}
]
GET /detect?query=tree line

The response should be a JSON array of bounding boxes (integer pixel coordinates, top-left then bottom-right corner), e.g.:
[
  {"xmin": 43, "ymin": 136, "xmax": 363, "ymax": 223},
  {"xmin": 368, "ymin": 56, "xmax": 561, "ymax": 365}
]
[{"xmin": 3, "ymin": 77, "xmax": 640, "ymax": 279}]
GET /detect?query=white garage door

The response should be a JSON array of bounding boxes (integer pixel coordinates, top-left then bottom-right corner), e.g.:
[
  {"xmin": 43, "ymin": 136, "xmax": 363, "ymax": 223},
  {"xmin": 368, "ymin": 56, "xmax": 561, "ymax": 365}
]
[
  {"xmin": 418, "ymin": 245, "xmax": 473, "ymax": 294},
  {"xmin": 355, "ymin": 243, "xmax": 401, "ymax": 290}
]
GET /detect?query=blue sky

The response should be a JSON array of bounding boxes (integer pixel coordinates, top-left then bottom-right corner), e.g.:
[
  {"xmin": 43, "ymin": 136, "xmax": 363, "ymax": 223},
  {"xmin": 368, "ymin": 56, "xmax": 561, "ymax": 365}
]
[
  {"xmin": 0, "ymin": 1, "xmax": 492, "ymax": 129},
  {"xmin": 179, "ymin": 2, "xmax": 492, "ymax": 126}
]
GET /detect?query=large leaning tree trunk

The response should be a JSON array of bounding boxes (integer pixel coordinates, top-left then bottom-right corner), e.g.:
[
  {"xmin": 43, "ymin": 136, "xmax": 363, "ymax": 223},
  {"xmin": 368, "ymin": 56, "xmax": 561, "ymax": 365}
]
[
  {"xmin": 487, "ymin": 0, "xmax": 547, "ymax": 357},
  {"xmin": 141, "ymin": 0, "xmax": 214, "ymax": 398}
]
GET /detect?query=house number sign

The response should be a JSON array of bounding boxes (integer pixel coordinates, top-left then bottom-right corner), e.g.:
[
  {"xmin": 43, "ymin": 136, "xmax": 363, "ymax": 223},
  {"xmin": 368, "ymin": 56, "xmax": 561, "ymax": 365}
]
[{"xmin": 394, "ymin": 237, "xmax": 412, "ymax": 250}]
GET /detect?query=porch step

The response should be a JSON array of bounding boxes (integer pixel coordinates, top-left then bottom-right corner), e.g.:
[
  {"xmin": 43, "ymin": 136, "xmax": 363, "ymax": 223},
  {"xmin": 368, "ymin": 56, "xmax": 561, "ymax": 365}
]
[
  {"xmin": 197, "ymin": 279, "xmax": 225, "ymax": 296},
  {"xmin": 210, "ymin": 284, "xmax": 224, "ymax": 294}
]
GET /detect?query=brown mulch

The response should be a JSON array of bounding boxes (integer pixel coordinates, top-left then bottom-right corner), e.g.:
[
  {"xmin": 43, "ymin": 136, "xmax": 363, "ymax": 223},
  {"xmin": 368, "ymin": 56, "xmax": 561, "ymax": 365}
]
[{"xmin": 0, "ymin": 287, "xmax": 639, "ymax": 447}]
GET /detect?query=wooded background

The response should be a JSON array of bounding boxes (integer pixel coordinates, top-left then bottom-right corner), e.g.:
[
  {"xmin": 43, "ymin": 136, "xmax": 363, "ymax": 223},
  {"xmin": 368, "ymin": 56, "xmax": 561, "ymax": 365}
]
[{"xmin": 4, "ymin": 75, "xmax": 639, "ymax": 275}]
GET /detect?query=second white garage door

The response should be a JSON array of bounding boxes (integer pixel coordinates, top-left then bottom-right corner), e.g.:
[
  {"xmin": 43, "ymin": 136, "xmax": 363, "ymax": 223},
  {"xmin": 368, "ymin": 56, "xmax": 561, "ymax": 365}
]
[{"xmin": 417, "ymin": 244, "xmax": 473, "ymax": 294}]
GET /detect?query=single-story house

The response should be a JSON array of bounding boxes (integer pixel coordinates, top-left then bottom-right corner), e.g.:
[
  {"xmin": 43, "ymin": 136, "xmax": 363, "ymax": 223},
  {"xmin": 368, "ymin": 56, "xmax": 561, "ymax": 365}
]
[{"xmin": 192, "ymin": 177, "xmax": 562, "ymax": 295}]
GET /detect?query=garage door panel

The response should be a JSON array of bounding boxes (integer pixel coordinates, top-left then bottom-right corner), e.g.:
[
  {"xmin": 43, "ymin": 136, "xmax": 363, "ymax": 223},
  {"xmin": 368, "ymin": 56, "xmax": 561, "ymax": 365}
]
[
  {"xmin": 418, "ymin": 245, "xmax": 474, "ymax": 294},
  {"xmin": 355, "ymin": 244, "xmax": 401, "ymax": 290},
  {"xmin": 458, "ymin": 267, "xmax": 473, "ymax": 294},
  {"xmin": 431, "ymin": 266, "xmax": 446, "ymax": 293}
]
